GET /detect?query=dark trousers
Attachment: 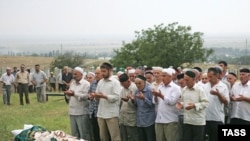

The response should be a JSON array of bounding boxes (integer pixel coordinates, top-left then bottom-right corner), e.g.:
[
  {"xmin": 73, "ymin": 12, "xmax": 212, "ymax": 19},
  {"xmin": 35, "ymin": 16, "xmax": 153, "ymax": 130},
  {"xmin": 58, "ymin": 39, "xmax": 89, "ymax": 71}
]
[
  {"xmin": 205, "ymin": 121, "xmax": 223, "ymax": 141},
  {"xmin": 183, "ymin": 124, "xmax": 205, "ymax": 141},
  {"xmin": 137, "ymin": 124, "xmax": 156, "ymax": 141},
  {"xmin": 28, "ymin": 85, "xmax": 34, "ymax": 93},
  {"xmin": 89, "ymin": 115, "xmax": 100, "ymax": 141},
  {"xmin": 230, "ymin": 118, "xmax": 250, "ymax": 125},
  {"xmin": 18, "ymin": 83, "xmax": 30, "ymax": 105},
  {"xmin": 178, "ymin": 115, "xmax": 184, "ymax": 141},
  {"xmin": 120, "ymin": 124, "xmax": 138, "ymax": 141}
]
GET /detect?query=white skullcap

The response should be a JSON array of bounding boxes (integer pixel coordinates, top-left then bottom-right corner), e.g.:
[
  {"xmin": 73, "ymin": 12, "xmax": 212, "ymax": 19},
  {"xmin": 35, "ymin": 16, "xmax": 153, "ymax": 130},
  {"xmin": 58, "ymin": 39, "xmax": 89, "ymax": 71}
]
[
  {"xmin": 88, "ymin": 72, "xmax": 95, "ymax": 77},
  {"xmin": 168, "ymin": 67, "xmax": 176, "ymax": 74},
  {"xmin": 152, "ymin": 66, "xmax": 163, "ymax": 71},
  {"xmin": 128, "ymin": 69, "xmax": 135, "ymax": 74},
  {"xmin": 6, "ymin": 67, "xmax": 11, "ymax": 70},
  {"xmin": 162, "ymin": 68, "xmax": 174, "ymax": 76},
  {"xmin": 74, "ymin": 67, "xmax": 84, "ymax": 74}
]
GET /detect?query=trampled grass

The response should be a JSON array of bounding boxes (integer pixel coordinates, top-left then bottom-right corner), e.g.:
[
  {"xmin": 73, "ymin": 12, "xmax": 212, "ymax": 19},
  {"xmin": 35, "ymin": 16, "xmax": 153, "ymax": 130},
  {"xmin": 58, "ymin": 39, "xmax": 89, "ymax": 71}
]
[{"xmin": 0, "ymin": 92, "xmax": 70, "ymax": 141}]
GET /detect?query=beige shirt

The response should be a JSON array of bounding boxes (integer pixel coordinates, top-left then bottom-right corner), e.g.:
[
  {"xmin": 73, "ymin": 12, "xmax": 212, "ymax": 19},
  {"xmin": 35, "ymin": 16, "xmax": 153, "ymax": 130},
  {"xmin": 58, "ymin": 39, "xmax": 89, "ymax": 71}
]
[
  {"xmin": 96, "ymin": 76, "xmax": 121, "ymax": 118},
  {"xmin": 15, "ymin": 71, "xmax": 29, "ymax": 84},
  {"xmin": 181, "ymin": 84, "xmax": 209, "ymax": 125},
  {"xmin": 119, "ymin": 82, "xmax": 137, "ymax": 126}
]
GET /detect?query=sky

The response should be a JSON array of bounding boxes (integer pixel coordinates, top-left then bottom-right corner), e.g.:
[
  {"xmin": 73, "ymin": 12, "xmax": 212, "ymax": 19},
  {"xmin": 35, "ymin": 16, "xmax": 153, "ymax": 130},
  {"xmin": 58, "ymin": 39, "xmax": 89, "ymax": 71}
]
[{"xmin": 0, "ymin": 0, "xmax": 250, "ymax": 41}]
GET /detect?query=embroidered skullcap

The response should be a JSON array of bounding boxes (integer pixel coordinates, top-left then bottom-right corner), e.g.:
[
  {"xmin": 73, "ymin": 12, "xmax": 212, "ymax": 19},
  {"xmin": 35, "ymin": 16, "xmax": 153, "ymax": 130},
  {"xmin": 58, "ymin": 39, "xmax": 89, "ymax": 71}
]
[
  {"xmin": 136, "ymin": 75, "xmax": 146, "ymax": 81},
  {"xmin": 240, "ymin": 68, "xmax": 250, "ymax": 73},
  {"xmin": 74, "ymin": 67, "xmax": 84, "ymax": 74},
  {"xmin": 185, "ymin": 71, "xmax": 196, "ymax": 78}
]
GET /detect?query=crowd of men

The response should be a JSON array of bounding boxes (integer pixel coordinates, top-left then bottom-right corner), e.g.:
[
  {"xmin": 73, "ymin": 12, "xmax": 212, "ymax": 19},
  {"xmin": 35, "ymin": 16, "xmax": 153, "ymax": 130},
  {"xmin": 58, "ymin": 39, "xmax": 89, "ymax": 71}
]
[{"xmin": 1, "ymin": 61, "xmax": 250, "ymax": 141}]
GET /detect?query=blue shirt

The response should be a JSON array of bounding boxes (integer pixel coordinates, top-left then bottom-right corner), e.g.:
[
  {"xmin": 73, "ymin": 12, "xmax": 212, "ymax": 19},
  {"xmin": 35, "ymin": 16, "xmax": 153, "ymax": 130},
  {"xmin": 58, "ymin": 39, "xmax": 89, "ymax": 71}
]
[
  {"xmin": 133, "ymin": 84, "xmax": 155, "ymax": 127},
  {"xmin": 88, "ymin": 80, "xmax": 99, "ymax": 118}
]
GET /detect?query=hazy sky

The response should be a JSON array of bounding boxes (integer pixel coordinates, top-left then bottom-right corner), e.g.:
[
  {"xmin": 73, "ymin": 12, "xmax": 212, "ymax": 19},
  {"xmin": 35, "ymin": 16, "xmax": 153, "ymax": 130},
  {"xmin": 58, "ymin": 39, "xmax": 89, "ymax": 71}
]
[{"xmin": 0, "ymin": 0, "xmax": 250, "ymax": 40}]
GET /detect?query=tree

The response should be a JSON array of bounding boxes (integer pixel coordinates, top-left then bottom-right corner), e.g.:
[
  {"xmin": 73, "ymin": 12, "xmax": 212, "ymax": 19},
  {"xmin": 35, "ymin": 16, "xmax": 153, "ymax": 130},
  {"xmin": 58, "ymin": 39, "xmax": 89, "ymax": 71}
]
[
  {"xmin": 110, "ymin": 22, "xmax": 213, "ymax": 68},
  {"xmin": 50, "ymin": 51, "xmax": 84, "ymax": 71}
]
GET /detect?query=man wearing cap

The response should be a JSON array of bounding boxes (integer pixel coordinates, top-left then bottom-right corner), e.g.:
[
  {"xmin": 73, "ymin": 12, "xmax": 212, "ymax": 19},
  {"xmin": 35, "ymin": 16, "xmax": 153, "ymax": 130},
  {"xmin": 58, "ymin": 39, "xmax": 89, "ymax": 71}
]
[
  {"xmin": 176, "ymin": 70, "xmax": 209, "ymax": 141},
  {"xmin": 230, "ymin": 68, "xmax": 250, "ymax": 125},
  {"xmin": 15, "ymin": 64, "xmax": 30, "ymax": 105},
  {"xmin": 128, "ymin": 69, "xmax": 136, "ymax": 82},
  {"xmin": 203, "ymin": 67, "xmax": 229, "ymax": 141},
  {"xmin": 86, "ymin": 72, "xmax": 96, "ymax": 84},
  {"xmin": 128, "ymin": 75, "xmax": 156, "ymax": 141},
  {"xmin": 152, "ymin": 68, "xmax": 181, "ymax": 141},
  {"xmin": 64, "ymin": 67, "xmax": 90, "ymax": 140},
  {"xmin": 94, "ymin": 62, "xmax": 121, "ymax": 141},
  {"xmin": 118, "ymin": 73, "xmax": 138, "ymax": 141},
  {"xmin": 0, "ymin": 67, "xmax": 15, "ymax": 105}
]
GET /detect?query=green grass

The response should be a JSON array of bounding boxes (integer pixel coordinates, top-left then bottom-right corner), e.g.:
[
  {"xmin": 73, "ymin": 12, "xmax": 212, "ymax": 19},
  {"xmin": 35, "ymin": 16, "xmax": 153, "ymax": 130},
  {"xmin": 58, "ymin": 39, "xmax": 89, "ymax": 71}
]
[{"xmin": 0, "ymin": 92, "xmax": 70, "ymax": 141}]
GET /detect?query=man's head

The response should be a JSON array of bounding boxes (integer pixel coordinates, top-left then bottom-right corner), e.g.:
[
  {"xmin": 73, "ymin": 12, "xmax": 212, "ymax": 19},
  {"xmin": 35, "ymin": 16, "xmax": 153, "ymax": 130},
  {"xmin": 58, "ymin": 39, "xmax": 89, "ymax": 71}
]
[
  {"xmin": 6, "ymin": 67, "xmax": 11, "ymax": 75},
  {"xmin": 73, "ymin": 67, "xmax": 84, "ymax": 82},
  {"xmin": 100, "ymin": 62, "xmax": 112, "ymax": 79},
  {"xmin": 135, "ymin": 75, "xmax": 146, "ymax": 91},
  {"xmin": 95, "ymin": 67, "xmax": 103, "ymax": 81},
  {"xmin": 145, "ymin": 71, "xmax": 154, "ymax": 84},
  {"xmin": 218, "ymin": 60, "xmax": 228, "ymax": 73},
  {"xmin": 207, "ymin": 67, "xmax": 220, "ymax": 84},
  {"xmin": 86, "ymin": 72, "xmax": 95, "ymax": 83},
  {"xmin": 20, "ymin": 64, "xmax": 25, "ymax": 72},
  {"xmin": 177, "ymin": 73, "xmax": 186, "ymax": 88},
  {"xmin": 239, "ymin": 68, "xmax": 250, "ymax": 85},
  {"xmin": 64, "ymin": 66, "xmax": 69, "ymax": 73},
  {"xmin": 227, "ymin": 72, "xmax": 237, "ymax": 87},
  {"xmin": 184, "ymin": 71, "xmax": 196, "ymax": 89},
  {"xmin": 119, "ymin": 73, "xmax": 131, "ymax": 89},
  {"xmin": 161, "ymin": 68, "xmax": 173, "ymax": 85},
  {"xmin": 35, "ymin": 64, "xmax": 40, "ymax": 72},
  {"xmin": 152, "ymin": 66, "xmax": 163, "ymax": 81},
  {"xmin": 201, "ymin": 72, "xmax": 208, "ymax": 84}
]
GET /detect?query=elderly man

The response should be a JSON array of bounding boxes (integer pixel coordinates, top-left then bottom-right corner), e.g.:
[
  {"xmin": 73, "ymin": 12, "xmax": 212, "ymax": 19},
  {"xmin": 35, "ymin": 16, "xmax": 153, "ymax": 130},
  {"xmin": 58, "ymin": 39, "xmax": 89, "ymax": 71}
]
[
  {"xmin": 176, "ymin": 71, "xmax": 209, "ymax": 141},
  {"xmin": 64, "ymin": 67, "xmax": 90, "ymax": 140},
  {"xmin": 129, "ymin": 75, "xmax": 156, "ymax": 141},
  {"xmin": 152, "ymin": 68, "xmax": 181, "ymax": 141},
  {"xmin": 0, "ymin": 67, "xmax": 15, "ymax": 105},
  {"xmin": 15, "ymin": 64, "xmax": 30, "ymax": 105},
  {"xmin": 32, "ymin": 64, "xmax": 48, "ymax": 102},
  {"xmin": 119, "ymin": 73, "xmax": 138, "ymax": 141},
  {"xmin": 230, "ymin": 68, "xmax": 250, "ymax": 125},
  {"xmin": 94, "ymin": 62, "xmax": 121, "ymax": 141}
]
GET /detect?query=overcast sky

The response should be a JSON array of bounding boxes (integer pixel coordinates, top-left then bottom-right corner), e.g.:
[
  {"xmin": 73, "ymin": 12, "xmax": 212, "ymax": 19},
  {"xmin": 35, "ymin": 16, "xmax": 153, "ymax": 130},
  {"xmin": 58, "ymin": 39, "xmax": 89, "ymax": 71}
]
[{"xmin": 0, "ymin": 0, "xmax": 250, "ymax": 40}]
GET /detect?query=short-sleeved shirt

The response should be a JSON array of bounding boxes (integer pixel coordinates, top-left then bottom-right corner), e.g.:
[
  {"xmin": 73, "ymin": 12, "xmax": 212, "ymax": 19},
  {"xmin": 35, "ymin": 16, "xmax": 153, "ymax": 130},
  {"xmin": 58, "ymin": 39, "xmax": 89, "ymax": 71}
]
[
  {"xmin": 230, "ymin": 81, "xmax": 250, "ymax": 121},
  {"xmin": 32, "ymin": 70, "xmax": 47, "ymax": 87}
]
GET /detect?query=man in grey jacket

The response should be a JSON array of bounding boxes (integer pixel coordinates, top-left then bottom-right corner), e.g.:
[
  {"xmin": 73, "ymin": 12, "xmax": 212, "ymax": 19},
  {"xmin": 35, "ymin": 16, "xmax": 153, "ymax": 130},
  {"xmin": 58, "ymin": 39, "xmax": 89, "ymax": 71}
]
[{"xmin": 64, "ymin": 67, "xmax": 90, "ymax": 140}]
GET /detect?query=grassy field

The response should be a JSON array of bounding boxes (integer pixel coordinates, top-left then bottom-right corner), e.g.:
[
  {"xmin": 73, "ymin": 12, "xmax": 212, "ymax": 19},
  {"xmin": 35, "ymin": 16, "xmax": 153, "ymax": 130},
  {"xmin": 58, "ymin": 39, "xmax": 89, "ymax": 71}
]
[{"xmin": 0, "ymin": 92, "xmax": 70, "ymax": 141}]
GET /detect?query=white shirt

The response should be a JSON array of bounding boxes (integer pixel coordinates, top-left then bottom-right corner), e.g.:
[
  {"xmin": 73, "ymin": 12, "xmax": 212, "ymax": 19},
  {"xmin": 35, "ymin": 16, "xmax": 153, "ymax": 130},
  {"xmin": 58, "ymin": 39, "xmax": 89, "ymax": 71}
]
[
  {"xmin": 230, "ymin": 81, "xmax": 250, "ymax": 121},
  {"xmin": 153, "ymin": 81, "xmax": 181, "ymax": 123},
  {"xmin": 0, "ymin": 73, "xmax": 15, "ymax": 85},
  {"xmin": 67, "ymin": 78, "xmax": 90, "ymax": 115},
  {"xmin": 181, "ymin": 84, "xmax": 209, "ymax": 125},
  {"xmin": 96, "ymin": 76, "xmax": 121, "ymax": 118},
  {"xmin": 204, "ymin": 81, "xmax": 230, "ymax": 123}
]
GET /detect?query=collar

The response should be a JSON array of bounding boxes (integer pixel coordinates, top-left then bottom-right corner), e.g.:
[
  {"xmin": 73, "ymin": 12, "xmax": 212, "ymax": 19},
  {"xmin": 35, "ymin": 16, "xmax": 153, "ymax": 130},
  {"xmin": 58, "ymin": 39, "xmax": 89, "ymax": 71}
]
[{"xmin": 161, "ymin": 81, "xmax": 173, "ymax": 88}]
